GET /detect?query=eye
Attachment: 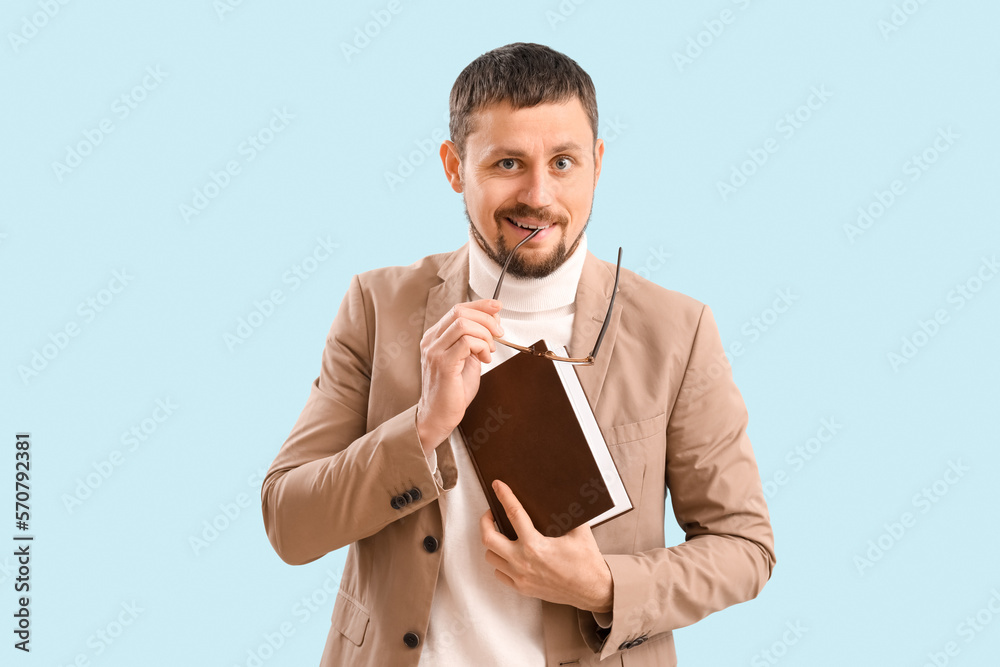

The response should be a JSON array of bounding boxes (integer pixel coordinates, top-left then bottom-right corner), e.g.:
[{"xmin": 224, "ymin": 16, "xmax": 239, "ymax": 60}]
[
  {"xmin": 499, "ymin": 158, "xmax": 517, "ymax": 170},
  {"xmin": 554, "ymin": 157, "xmax": 572, "ymax": 170}
]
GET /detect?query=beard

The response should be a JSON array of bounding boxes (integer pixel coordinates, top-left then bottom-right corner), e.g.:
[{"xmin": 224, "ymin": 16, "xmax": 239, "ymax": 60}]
[{"xmin": 464, "ymin": 201, "xmax": 590, "ymax": 279}]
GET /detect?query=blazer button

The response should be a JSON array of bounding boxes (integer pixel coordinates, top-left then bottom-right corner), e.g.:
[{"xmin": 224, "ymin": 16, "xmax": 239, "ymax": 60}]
[
  {"xmin": 402, "ymin": 491, "xmax": 413, "ymax": 504},
  {"xmin": 403, "ymin": 631, "xmax": 419, "ymax": 648},
  {"xmin": 631, "ymin": 636, "xmax": 647, "ymax": 647},
  {"xmin": 409, "ymin": 487, "xmax": 422, "ymax": 502},
  {"xmin": 391, "ymin": 495, "xmax": 405, "ymax": 510},
  {"xmin": 423, "ymin": 535, "xmax": 439, "ymax": 553},
  {"xmin": 618, "ymin": 640, "xmax": 631, "ymax": 651}
]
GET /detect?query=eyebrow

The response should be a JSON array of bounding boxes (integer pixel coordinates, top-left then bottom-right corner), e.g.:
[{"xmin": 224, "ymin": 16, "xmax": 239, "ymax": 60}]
[{"xmin": 481, "ymin": 142, "xmax": 587, "ymax": 160}]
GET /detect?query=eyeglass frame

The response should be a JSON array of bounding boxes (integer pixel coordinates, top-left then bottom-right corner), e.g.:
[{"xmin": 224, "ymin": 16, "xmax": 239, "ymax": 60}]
[{"xmin": 489, "ymin": 227, "xmax": 622, "ymax": 366}]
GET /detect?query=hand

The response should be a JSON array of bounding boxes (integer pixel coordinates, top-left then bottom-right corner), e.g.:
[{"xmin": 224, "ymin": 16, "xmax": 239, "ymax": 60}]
[
  {"xmin": 415, "ymin": 299, "xmax": 504, "ymax": 451},
  {"xmin": 479, "ymin": 479, "xmax": 614, "ymax": 613}
]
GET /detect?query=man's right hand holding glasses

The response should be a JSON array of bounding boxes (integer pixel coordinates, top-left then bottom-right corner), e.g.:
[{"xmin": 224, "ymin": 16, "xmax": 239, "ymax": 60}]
[{"xmin": 414, "ymin": 298, "xmax": 505, "ymax": 456}]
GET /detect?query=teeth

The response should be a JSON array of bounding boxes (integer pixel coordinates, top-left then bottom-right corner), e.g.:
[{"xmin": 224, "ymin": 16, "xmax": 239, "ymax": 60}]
[{"xmin": 509, "ymin": 218, "xmax": 550, "ymax": 230}]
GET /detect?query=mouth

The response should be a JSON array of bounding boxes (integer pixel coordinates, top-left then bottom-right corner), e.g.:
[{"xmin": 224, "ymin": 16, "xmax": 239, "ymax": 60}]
[{"xmin": 505, "ymin": 217, "xmax": 552, "ymax": 231}]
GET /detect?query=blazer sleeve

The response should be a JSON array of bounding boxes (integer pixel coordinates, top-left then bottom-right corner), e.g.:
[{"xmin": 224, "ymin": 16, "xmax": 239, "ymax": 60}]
[
  {"xmin": 261, "ymin": 274, "xmax": 456, "ymax": 566},
  {"xmin": 585, "ymin": 304, "xmax": 776, "ymax": 660}
]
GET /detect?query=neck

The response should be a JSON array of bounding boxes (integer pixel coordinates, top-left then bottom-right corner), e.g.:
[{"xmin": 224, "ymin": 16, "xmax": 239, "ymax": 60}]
[{"xmin": 467, "ymin": 228, "xmax": 588, "ymax": 313}]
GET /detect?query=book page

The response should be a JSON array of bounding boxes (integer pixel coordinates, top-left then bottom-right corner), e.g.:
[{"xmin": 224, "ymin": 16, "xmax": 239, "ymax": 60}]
[{"xmin": 550, "ymin": 344, "xmax": 633, "ymax": 526}]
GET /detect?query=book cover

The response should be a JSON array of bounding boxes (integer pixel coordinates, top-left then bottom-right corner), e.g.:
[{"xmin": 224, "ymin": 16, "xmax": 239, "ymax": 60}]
[{"xmin": 457, "ymin": 340, "xmax": 632, "ymax": 540}]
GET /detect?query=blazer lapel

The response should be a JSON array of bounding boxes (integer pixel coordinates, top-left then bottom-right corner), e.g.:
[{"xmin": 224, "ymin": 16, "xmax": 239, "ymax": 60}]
[
  {"xmin": 423, "ymin": 243, "xmax": 471, "ymax": 335},
  {"xmin": 568, "ymin": 250, "xmax": 624, "ymax": 410}
]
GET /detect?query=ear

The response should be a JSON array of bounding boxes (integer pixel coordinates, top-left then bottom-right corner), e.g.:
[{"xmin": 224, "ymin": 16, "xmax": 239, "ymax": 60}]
[
  {"xmin": 593, "ymin": 137, "xmax": 605, "ymax": 188},
  {"xmin": 440, "ymin": 140, "xmax": 464, "ymax": 193}
]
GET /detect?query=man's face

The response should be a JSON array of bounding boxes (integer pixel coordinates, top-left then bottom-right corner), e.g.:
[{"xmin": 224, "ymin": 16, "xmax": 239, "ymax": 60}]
[{"xmin": 440, "ymin": 98, "xmax": 604, "ymax": 278}]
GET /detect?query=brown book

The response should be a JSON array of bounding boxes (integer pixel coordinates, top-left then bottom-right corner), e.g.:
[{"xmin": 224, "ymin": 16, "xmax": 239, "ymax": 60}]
[{"xmin": 457, "ymin": 340, "xmax": 633, "ymax": 540}]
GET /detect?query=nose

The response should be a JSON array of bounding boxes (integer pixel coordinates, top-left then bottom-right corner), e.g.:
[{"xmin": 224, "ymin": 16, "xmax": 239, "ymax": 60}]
[{"xmin": 517, "ymin": 165, "xmax": 555, "ymax": 210}]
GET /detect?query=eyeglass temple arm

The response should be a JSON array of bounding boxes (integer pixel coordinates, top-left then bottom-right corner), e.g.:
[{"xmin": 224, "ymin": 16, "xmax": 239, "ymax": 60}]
[
  {"xmin": 491, "ymin": 228, "xmax": 541, "ymax": 301},
  {"xmin": 589, "ymin": 247, "xmax": 622, "ymax": 360},
  {"xmin": 490, "ymin": 230, "xmax": 620, "ymax": 362}
]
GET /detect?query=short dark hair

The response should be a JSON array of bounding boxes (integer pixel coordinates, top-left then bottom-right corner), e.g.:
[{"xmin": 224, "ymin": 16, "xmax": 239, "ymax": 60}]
[{"xmin": 448, "ymin": 42, "xmax": 599, "ymax": 161}]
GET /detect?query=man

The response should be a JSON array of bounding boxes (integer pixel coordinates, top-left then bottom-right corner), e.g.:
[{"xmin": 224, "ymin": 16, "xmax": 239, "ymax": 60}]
[{"xmin": 261, "ymin": 42, "xmax": 775, "ymax": 666}]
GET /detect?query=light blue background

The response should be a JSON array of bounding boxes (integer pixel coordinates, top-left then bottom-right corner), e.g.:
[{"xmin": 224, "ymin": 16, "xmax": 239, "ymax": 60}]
[{"xmin": 2, "ymin": 1, "xmax": 998, "ymax": 665}]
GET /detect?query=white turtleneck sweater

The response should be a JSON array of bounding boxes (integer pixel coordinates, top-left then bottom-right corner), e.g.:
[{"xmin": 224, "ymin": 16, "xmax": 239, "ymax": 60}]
[{"xmin": 415, "ymin": 228, "xmax": 601, "ymax": 666}]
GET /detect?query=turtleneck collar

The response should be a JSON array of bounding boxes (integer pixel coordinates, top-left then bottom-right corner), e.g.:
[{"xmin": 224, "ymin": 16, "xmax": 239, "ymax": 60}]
[{"xmin": 467, "ymin": 225, "xmax": 587, "ymax": 313}]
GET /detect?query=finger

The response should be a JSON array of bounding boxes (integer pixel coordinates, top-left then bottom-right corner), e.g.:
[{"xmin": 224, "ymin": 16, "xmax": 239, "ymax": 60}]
[
  {"xmin": 492, "ymin": 479, "xmax": 535, "ymax": 538},
  {"xmin": 480, "ymin": 509, "xmax": 502, "ymax": 550},
  {"xmin": 445, "ymin": 302, "xmax": 505, "ymax": 339},
  {"xmin": 448, "ymin": 333, "xmax": 492, "ymax": 365},
  {"xmin": 437, "ymin": 318, "xmax": 497, "ymax": 355},
  {"xmin": 437, "ymin": 320, "xmax": 494, "ymax": 364},
  {"xmin": 425, "ymin": 324, "xmax": 493, "ymax": 367},
  {"xmin": 465, "ymin": 298, "xmax": 503, "ymax": 314},
  {"xmin": 472, "ymin": 299, "xmax": 504, "ymax": 334},
  {"xmin": 484, "ymin": 550, "xmax": 516, "ymax": 588},
  {"xmin": 422, "ymin": 300, "xmax": 503, "ymax": 350}
]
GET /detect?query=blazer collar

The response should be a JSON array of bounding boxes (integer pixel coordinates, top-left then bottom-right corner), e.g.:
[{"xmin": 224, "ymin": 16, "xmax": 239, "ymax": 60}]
[{"xmin": 424, "ymin": 241, "xmax": 623, "ymax": 408}]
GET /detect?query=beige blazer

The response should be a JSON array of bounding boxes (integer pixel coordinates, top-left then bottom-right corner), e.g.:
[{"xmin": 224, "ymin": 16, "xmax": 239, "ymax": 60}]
[{"xmin": 261, "ymin": 242, "xmax": 775, "ymax": 666}]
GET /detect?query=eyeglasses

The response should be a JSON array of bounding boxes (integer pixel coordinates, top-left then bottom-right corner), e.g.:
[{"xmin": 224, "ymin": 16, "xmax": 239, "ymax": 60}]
[{"xmin": 490, "ymin": 227, "xmax": 622, "ymax": 366}]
